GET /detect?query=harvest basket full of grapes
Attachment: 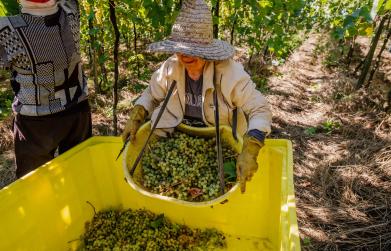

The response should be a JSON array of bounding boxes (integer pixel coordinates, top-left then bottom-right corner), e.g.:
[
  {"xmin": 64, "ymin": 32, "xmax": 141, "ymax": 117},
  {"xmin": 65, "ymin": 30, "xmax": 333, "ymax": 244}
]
[
  {"xmin": 123, "ymin": 122, "xmax": 243, "ymax": 206},
  {"xmin": 0, "ymin": 133, "xmax": 300, "ymax": 250}
]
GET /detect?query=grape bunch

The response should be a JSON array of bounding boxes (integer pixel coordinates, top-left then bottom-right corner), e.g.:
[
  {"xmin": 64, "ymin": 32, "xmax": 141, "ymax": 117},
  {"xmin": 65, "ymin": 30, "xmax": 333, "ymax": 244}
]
[
  {"xmin": 140, "ymin": 132, "xmax": 238, "ymax": 201},
  {"xmin": 78, "ymin": 208, "xmax": 226, "ymax": 251}
]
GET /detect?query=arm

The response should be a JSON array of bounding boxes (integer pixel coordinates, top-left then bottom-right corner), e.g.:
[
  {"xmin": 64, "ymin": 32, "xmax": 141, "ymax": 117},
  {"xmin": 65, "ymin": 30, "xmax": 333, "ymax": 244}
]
[
  {"xmin": 135, "ymin": 60, "xmax": 172, "ymax": 116},
  {"xmin": 71, "ymin": 0, "xmax": 80, "ymax": 13},
  {"xmin": 0, "ymin": 45, "xmax": 10, "ymax": 70},
  {"xmin": 123, "ymin": 59, "xmax": 172, "ymax": 142},
  {"xmin": 228, "ymin": 63, "xmax": 272, "ymax": 193},
  {"xmin": 231, "ymin": 78, "xmax": 272, "ymax": 136},
  {"xmin": 234, "ymin": 81, "xmax": 272, "ymax": 193},
  {"xmin": 218, "ymin": 60, "xmax": 272, "ymax": 136},
  {"xmin": 0, "ymin": 18, "xmax": 12, "ymax": 71},
  {"xmin": 59, "ymin": 0, "xmax": 80, "ymax": 15}
]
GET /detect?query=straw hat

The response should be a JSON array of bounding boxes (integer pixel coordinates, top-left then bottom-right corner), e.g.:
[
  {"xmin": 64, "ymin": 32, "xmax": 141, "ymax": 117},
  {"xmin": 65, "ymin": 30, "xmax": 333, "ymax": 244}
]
[{"xmin": 148, "ymin": 0, "xmax": 235, "ymax": 61}]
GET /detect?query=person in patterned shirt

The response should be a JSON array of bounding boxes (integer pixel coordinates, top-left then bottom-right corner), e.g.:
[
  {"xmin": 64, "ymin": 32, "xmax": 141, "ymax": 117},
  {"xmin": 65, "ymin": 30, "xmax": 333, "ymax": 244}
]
[{"xmin": 0, "ymin": 0, "xmax": 91, "ymax": 178}]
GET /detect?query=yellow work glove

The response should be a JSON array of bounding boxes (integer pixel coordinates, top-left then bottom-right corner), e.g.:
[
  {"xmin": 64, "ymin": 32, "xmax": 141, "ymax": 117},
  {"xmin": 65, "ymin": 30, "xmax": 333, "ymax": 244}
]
[
  {"xmin": 122, "ymin": 105, "xmax": 147, "ymax": 143},
  {"xmin": 236, "ymin": 135, "xmax": 264, "ymax": 193}
]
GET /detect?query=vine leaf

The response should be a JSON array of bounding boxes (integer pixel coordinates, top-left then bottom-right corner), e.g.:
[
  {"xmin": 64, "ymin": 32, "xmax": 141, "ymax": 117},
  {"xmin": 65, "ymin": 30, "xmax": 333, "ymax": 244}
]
[
  {"xmin": 150, "ymin": 214, "xmax": 164, "ymax": 229},
  {"xmin": 224, "ymin": 161, "xmax": 236, "ymax": 182}
]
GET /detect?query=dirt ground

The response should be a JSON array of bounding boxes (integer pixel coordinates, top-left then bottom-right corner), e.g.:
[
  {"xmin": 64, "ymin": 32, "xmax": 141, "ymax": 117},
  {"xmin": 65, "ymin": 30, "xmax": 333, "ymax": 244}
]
[
  {"xmin": 267, "ymin": 34, "xmax": 391, "ymax": 250},
  {"xmin": 0, "ymin": 33, "xmax": 390, "ymax": 250}
]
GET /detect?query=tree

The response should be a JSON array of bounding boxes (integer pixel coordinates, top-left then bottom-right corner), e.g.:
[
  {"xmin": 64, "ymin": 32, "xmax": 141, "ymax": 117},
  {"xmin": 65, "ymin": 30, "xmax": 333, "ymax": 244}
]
[{"xmin": 109, "ymin": 0, "xmax": 120, "ymax": 135}]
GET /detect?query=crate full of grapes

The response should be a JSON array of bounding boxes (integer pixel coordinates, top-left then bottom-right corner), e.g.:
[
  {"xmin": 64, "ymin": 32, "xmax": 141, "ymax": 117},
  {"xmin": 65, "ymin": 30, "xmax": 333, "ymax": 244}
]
[{"xmin": 0, "ymin": 123, "xmax": 300, "ymax": 250}]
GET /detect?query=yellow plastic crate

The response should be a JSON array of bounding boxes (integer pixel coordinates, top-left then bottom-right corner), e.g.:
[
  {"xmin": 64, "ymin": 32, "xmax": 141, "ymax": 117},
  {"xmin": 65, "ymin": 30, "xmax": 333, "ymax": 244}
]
[{"xmin": 0, "ymin": 129, "xmax": 300, "ymax": 250}]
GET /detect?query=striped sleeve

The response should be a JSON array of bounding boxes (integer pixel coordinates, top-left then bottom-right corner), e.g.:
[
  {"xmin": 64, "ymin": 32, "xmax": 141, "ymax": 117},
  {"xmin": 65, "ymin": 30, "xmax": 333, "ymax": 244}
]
[
  {"xmin": 59, "ymin": 0, "xmax": 80, "ymax": 15},
  {"xmin": 0, "ymin": 17, "xmax": 10, "ymax": 70},
  {"xmin": 0, "ymin": 45, "xmax": 9, "ymax": 70},
  {"xmin": 70, "ymin": 0, "xmax": 80, "ymax": 14}
]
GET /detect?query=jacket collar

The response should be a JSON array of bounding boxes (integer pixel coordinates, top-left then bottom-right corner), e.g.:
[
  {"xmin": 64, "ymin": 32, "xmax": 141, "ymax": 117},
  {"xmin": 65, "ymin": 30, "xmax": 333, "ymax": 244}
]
[
  {"xmin": 176, "ymin": 64, "xmax": 186, "ymax": 113},
  {"xmin": 175, "ymin": 60, "xmax": 216, "ymax": 109},
  {"xmin": 203, "ymin": 61, "xmax": 215, "ymax": 91}
]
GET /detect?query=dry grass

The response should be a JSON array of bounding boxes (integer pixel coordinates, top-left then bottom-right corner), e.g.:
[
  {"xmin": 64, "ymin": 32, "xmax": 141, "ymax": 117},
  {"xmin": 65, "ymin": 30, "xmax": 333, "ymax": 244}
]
[
  {"xmin": 268, "ymin": 33, "xmax": 391, "ymax": 250},
  {"xmin": 0, "ymin": 150, "xmax": 15, "ymax": 187},
  {"xmin": 0, "ymin": 115, "xmax": 13, "ymax": 152},
  {"xmin": 0, "ymin": 117, "xmax": 15, "ymax": 187}
]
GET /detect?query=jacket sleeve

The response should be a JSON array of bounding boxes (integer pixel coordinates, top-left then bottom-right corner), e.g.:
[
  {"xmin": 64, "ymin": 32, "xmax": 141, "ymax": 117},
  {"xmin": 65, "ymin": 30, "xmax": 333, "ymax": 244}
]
[
  {"xmin": 59, "ymin": 0, "xmax": 80, "ymax": 15},
  {"xmin": 71, "ymin": 0, "xmax": 80, "ymax": 14},
  {"xmin": 230, "ymin": 70, "xmax": 272, "ymax": 135},
  {"xmin": 135, "ymin": 60, "xmax": 171, "ymax": 116},
  {"xmin": 0, "ymin": 18, "xmax": 10, "ymax": 70},
  {"xmin": 0, "ymin": 45, "xmax": 9, "ymax": 70}
]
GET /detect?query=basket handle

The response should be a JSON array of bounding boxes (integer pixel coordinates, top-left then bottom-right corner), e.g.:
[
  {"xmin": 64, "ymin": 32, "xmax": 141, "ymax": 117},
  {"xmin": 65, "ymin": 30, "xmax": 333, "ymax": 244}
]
[
  {"xmin": 213, "ymin": 64, "xmax": 225, "ymax": 195},
  {"xmin": 129, "ymin": 80, "xmax": 177, "ymax": 176}
]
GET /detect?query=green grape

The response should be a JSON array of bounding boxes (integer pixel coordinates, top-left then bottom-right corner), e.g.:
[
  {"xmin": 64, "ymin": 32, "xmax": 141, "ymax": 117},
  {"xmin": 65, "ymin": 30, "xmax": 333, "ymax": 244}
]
[
  {"xmin": 79, "ymin": 208, "xmax": 226, "ymax": 250},
  {"xmin": 140, "ymin": 131, "xmax": 238, "ymax": 202}
]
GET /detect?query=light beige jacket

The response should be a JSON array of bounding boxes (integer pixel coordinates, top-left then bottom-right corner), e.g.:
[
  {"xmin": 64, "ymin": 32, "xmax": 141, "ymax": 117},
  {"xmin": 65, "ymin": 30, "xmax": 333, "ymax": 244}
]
[{"xmin": 136, "ymin": 56, "xmax": 272, "ymax": 137}]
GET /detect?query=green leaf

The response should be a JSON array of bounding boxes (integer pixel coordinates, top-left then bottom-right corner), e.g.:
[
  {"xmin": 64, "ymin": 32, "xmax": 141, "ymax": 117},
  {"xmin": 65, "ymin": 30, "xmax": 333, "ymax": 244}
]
[
  {"xmin": 359, "ymin": 7, "xmax": 372, "ymax": 22},
  {"xmin": 332, "ymin": 27, "xmax": 345, "ymax": 40},
  {"xmin": 260, "ymin": 0, "xmax": 272, "ymax": 8},
  {"xmin": 303, "ymin": 237, "xmax": 312, "ymax": 246},
  {"xmin": 88, "ymin": 10, "xmax": 95, "ymax": 21},
  {"xmin": 386, "ymin": 1, "xmax": 391, "ymax": 10},
  {"xmin": 150, "ymin": 214, "xmax": 164, "ymax": 229},
  {"xmin": 234, "ymin": 0, "xmax": 241, "ymax": 9},
  {"xmin": 343, "ymin": 15, "xmax": 356, "ymax": 28},
  {"xmin": 377, "ymin": 0, "xmax": 385, "ymax": 11},
  {"xmin": 212, "ymin": 16, "xmax": 219, "ymax": 25},
  {"xmin": 372, "ymin": 0, "xmax": 385, "ymax": 16},
  {"xmin": 352, "ymin": 8, "xmax": 361, "ymax": 18},
  {"xmin": 304, "ymin": 127, "xmax": 317, "ymax": 136},
  {"xmin": 98, "ymin": 54, "xmax": 108, "ymax": 64},
  {"xmin": 224, "ymin": 161, "xmax": 236, "ymax": 182},
  {"xmin": 89, "ymin": 27, "xmax": 99, "ymax": 36},
  {"xmin": 320, "ymin": 120, "xmax": 341, "ymax": 134}
]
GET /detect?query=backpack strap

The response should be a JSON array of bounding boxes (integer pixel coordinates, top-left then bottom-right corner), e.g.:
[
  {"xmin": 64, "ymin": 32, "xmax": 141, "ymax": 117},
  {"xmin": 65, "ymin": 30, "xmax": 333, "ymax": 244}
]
[
  {"xmin": 213, "ymin": 63, "xmax": 225, "ymax": 195},
  {"xmin": 129, "ymin": 80, "xmax": 177, "ymax": 176},
  {"xmin": 232, "ymin": 107, "xmax": 238, "ymax": 141}
]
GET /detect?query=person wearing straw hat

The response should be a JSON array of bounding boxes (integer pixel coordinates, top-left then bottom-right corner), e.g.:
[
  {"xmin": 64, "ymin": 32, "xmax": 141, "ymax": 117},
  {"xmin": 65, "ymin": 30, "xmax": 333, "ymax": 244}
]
[
  {"xmin": 122, "ymin": 0, "xmax": 272, "ymax": 193},
  {"xmin": 0, "ymin": 0, "xmax": 91, "ymax": 178}
]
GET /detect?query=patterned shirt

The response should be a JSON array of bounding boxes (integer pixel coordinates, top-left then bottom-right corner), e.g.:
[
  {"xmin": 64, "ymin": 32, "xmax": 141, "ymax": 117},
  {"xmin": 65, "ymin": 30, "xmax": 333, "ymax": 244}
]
[
  {"xmin": 0, "ymin": 0, "xmax": 88, "ymax": 116},
  {"xmin": 184, "ymin": 71, "xmax": 204, "ymax": 125}
]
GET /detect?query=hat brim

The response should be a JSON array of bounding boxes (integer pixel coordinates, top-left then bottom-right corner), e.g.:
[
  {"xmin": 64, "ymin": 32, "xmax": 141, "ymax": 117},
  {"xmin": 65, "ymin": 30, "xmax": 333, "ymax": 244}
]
[{"xmin": 147, "ymin": 39, "xmax": 235, "ymax": 61}]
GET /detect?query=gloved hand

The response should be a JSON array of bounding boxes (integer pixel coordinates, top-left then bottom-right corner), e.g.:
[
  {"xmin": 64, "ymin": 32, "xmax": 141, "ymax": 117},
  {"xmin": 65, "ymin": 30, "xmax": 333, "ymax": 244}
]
[
  {"xmin": 122, "ymin": 105, "xmax": 147, "ymax": 143},
  {"xmin": 236, "ymin": 135, "xmax": 264, "ymax": 193}
]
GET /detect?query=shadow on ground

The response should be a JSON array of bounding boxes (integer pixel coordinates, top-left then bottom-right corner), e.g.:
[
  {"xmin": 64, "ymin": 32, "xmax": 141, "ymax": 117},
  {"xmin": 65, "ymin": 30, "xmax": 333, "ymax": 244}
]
[{"xmin": 268, "ymin": 34, "xmax": 391, "ymax": 250}]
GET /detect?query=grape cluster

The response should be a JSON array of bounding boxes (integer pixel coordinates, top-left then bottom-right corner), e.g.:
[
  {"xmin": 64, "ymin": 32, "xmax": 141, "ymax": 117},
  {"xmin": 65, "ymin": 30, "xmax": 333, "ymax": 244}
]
[
  {"xmin": 140, "ymin": 132, "xmax": 238, "ymax": 201},
  {"xmin": 78, "ymin": 208, "xmax": 226, "ymax": 251}
]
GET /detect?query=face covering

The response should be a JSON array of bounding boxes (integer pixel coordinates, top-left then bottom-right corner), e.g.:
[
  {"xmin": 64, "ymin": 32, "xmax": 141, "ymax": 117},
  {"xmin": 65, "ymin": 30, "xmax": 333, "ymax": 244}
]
[{"xmin": 20, "ymin": 0, "xmax": 59, "ymax": 16}]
